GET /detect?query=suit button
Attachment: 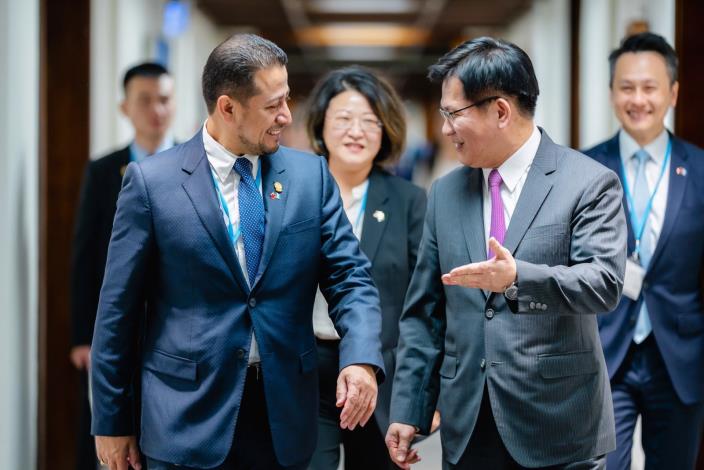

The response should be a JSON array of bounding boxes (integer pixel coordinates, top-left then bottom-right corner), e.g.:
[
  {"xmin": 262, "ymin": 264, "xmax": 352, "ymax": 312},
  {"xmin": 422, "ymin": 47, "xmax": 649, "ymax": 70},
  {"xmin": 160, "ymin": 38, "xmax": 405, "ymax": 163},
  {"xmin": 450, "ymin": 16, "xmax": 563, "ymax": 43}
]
[
  {"xmin": 236, "ymin": 348, "xmax": 246, "ymax": 359},
  {"xmin": 530, "ymin": 301, "xmax": 536, "ymax": 310},
  {"xmin": 630, "ymin": 315, "xmax": 637, "ymax": 325},
  {"xmin": 485, "ymin": 308, "xmax": 494, "ymax": 319},
  {"xmin": 643, "ymin": 281, "xmax": 649, "ymax": 290},
  {"xmin": 248, "ymin": 298, "xmax": 257, "ymax": 308},
  {"xmin": 480, "ymin": 358, "xmax": 486, "ymax": 370}
]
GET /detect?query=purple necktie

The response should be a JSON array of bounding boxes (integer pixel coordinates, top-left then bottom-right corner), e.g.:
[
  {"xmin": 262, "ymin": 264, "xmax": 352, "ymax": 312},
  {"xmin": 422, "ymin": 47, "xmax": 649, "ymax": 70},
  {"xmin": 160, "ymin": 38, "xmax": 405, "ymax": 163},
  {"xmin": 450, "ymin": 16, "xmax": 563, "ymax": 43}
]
[{"xmin": 488, "ymin": 169, "xmax": 505, "ymax": 258}]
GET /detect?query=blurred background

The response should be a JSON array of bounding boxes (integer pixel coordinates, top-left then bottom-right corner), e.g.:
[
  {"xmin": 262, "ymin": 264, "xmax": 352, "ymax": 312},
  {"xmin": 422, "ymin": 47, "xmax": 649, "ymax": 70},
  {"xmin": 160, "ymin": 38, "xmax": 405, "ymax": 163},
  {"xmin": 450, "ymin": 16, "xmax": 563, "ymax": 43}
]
[{"xmin": 1, "ymin": 0, "xmax": 703, "ymax": 468}]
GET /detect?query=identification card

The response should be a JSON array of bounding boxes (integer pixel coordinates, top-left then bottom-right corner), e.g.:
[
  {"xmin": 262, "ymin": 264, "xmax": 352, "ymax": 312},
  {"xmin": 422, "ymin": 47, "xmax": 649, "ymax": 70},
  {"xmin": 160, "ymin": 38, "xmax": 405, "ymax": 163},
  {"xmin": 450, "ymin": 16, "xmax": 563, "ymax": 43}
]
[{"xmin": 623, "ymin": 258, "xmax": 646, "ymax": 301}]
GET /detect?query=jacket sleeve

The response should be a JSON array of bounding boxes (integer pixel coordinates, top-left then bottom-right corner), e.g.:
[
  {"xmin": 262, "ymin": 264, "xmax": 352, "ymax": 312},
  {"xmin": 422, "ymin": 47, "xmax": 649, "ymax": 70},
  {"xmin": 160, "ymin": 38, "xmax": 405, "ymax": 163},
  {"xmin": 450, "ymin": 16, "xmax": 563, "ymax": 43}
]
[
  {"xmin": 317, "ymin": 157, "xmax": 385, "ymax": 381},
  {"xmin": 390, "ymin": 182, "xmax": 445, "ymax": 433},
  {"xmin": 90, "ymin": 162, "xmax": 153, "ymax": 436},
  {"xmin": 515, "ymin": 168, "xmax": 627, "ymax": 315},
  {"xmin": 70, "ymin": 162, "xmax": 103, "ymax": 346}
]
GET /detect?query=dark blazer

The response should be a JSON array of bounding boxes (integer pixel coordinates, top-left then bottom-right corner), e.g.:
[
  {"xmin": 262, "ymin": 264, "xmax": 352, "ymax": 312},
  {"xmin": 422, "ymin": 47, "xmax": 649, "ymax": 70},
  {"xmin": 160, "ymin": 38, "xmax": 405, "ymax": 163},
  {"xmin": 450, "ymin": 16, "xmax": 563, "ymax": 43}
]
[
  {"xmin": 360, "ymin": 167, "xmax": 426, "ymax": 435},
  {"xmin": 391, "ymin": 130, "xmax": 625, "ymax": 467},
  {"xmin": 90, "ymin": 131, "xmax": 385, "ymax": 468},
  {"xmin": 70, "ymin": 146, "xmax": 131, "ymax": 346},
  {"xmin": 584, "ymin": 132, "xmax": 704, "ymax": 405}
]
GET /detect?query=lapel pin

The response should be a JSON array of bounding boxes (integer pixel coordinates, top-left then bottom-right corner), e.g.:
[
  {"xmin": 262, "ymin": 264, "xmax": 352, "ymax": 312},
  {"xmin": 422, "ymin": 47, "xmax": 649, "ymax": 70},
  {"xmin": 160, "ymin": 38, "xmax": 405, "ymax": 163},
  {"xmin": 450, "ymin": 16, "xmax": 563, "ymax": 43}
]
[
  {"xmin": 373, "ymin": 210, "xmax": 385, "ymax": 223},
  {"xmin": 676, "ymin": 166, "xmax": 687, "ymax": 176},
  {"xmin": 269, "ymin": 192, "xmax": 280, "ymax": 200},
  {"xmin": 120, "ymin": 165, "xmax": 127, "ymax": 176},
  {"xmin": 274, "ymin": 181, "xmax": 284, "ymax": 193}
]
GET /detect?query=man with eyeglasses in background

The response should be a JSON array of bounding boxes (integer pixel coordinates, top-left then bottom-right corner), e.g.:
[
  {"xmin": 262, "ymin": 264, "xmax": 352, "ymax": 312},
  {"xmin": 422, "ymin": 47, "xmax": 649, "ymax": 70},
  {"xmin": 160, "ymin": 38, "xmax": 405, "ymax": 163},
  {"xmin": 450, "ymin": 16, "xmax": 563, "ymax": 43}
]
[{"xmin": 385, "ymin": 37, "xmax": 627, "ymax": 469}]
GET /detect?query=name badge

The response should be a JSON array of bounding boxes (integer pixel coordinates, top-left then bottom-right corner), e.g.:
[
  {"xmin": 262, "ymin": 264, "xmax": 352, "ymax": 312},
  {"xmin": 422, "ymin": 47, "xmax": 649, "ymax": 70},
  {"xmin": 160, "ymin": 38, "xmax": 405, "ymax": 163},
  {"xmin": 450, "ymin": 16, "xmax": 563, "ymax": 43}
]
[{"xmin": 623, "ymin": 258, "xmax": 646, "ymax": 301}]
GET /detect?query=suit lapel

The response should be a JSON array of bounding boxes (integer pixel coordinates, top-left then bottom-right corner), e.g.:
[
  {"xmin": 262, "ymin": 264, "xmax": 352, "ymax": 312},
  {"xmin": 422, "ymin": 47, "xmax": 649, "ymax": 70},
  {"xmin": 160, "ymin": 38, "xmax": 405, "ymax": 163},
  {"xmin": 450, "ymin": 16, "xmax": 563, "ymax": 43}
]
[
  {"xmin": 459, "ymin": 168, "xmax": 488, "ymax": 262},
  {"xmin": 254, "ymin": 148, "xmax": 289, "ymax": 287},
  {"xmin": 359, "ymin": 168, "xmax": 389, "ymax": 263},
  {"xmin": 181, "ymin": 133, "xmax": 249, "ymax": 293},
  {"xmin": 502, "ymin": 130, "xmax": 555, "ymax": 255},
  {"xmin": 647, "ymin": 135, "xmax": 688, "ymax": 272}
]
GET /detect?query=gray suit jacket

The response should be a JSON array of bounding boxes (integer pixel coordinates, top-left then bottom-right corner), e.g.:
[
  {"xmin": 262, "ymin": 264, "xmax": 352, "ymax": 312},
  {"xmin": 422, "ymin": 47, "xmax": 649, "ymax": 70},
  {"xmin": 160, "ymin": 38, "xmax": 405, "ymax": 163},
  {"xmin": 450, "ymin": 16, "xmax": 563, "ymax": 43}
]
[{"xmin": 390, "ymin": 130, "xmax": 626, "ymax": 467}]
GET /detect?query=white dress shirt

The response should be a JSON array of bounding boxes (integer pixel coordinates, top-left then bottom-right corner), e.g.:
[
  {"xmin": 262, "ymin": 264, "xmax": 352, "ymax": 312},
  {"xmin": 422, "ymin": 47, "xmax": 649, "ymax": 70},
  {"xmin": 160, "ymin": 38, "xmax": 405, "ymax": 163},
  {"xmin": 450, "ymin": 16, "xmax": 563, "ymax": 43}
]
[
  {"xmin": 312, "ymin": 179, "xmax": 369, "ymax": 340},
  {"xmin": 482, "ymin": 125, "xmax": 541, "ymax": 252},
  {"xmin": 619, "ymin": 129, "xmax": 670, "ymax": 253},
  {"xmin": 202, "ymin": 122, "xmax": 262, "ymax": 364}
]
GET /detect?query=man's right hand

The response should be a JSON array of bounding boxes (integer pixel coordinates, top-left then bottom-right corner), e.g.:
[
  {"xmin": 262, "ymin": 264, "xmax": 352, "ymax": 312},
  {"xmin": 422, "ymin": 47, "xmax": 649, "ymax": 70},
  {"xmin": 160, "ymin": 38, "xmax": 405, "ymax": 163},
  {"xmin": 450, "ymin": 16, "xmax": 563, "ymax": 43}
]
[
  {"xmin": 95, "ymin": 435, "xmax": 142, "ymax": 470},
  {"xmin": 385, "ymin": 422, "xmax": 421, "ymax": 469},
  {"xmin": 70, "ymin": 345, "xmax": 91, "ymax": 370}
]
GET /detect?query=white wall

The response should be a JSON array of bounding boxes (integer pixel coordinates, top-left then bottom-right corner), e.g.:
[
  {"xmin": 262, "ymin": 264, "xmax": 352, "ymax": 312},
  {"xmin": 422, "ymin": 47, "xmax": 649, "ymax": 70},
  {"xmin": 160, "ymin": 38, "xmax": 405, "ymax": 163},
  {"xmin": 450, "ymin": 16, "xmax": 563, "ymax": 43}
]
[
  {"xmin": 90, "ymin": 0, "xmax": 224, "ymax": 157},
  {"xmin": 579, "ymin": 0, "xmax": 676, "ymax": 149},
  {"xmin": 503, "ymin": 0, "xmax": 572, "ymax": 146},
  {"xmin": 0, "ymin": 0, "xmax": 39, "ymax": 468}
]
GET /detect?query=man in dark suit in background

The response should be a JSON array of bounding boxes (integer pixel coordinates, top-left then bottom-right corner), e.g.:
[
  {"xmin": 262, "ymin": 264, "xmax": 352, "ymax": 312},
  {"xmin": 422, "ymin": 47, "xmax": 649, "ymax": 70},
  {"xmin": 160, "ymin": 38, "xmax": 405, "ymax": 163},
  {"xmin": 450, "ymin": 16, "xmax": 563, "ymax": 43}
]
[
  {"xmin": 69, "ymin": 62, "xmax": 175, "ymax": 470},
  {"xmin": 584, "ymin": 32, "xmax": 704, "ymax": 470},
  {"xmin": 386, "ymin": 37, "xmax": 626, "ymax": 469}
]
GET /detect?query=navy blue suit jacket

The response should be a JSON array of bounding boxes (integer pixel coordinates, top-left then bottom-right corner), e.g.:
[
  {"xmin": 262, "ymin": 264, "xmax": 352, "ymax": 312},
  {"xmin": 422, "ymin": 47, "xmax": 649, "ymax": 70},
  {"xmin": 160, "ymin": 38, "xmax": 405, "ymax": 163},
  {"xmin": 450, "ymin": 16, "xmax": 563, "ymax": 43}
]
[
  {"xmin": 91, "ymin": 131, "xmax": 385, "ymax": 468},
  {"xmin": 584, "ymin": 132, "xmax": 704, "ymax": 405}
]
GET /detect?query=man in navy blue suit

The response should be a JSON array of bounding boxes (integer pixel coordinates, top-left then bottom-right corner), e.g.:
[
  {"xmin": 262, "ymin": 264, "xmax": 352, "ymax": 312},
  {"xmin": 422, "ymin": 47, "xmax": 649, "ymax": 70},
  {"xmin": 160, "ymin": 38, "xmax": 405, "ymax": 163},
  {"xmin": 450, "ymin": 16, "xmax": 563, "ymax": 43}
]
[
  {"xmin": 584, "ymin": 32, "xmax": 704, "ymax": 469},
  {"xmin": 90, "ymin": 34, "xmax": 384, "ymax": 470}
]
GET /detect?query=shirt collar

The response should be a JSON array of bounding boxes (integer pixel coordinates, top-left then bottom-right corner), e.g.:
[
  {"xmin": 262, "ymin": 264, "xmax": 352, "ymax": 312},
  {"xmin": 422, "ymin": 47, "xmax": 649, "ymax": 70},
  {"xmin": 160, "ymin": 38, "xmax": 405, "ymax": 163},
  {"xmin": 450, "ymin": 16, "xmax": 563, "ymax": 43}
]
[
  {"xmin": 202, "ymin": 120, "xmax": 259, "ymax": 183},
  {"xmin": 129, "ymin": 136, "xmax": 174, "ymax": 162},
  {"xmin": 619, "ymin": 128, "xmax": 669, "ymax": 165},
  {"xmin": 482, "ymin": 124, "xmax": 540, "ymax": 193}
]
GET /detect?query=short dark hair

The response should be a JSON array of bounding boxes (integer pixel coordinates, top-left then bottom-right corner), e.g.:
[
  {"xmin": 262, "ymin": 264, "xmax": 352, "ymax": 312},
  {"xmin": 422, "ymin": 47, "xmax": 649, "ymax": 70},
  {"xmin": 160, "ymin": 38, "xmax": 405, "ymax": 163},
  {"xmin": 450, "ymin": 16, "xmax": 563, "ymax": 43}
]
[
  {"xmin": 306, "ymin": 66, "xmax": 406, "ymax": 166},
  {"xmin": 608, "ymin": 32, "xmax": 678, "ymax": 87},
  {"xmin": 122, "ymin": 62, "xmax": 170, "ymax": 92},
  {"xmin": 428, "ymin": 36, "xmax": 539, "ymax": 117},
  {"xmin": 202, "ymin": 33, "xmax": 288, "ymax": 113}
]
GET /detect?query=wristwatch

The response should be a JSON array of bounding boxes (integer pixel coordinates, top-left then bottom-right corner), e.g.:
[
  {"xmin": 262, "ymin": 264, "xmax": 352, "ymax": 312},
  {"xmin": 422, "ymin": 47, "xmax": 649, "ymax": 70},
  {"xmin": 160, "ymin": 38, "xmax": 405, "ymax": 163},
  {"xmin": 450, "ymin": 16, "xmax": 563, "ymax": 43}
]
[{"xmin": 503, "ymin": 281, "xmax": 518, "ymax": 301}]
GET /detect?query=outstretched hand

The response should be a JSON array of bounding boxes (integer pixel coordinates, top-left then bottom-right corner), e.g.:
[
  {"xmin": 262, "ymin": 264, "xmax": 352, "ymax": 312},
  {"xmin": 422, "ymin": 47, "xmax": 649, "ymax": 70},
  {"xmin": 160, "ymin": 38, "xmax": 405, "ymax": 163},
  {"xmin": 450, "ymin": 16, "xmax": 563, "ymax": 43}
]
[{"xmin": 441, "ymin": 237, "xmax": 516, "ymax": 292}]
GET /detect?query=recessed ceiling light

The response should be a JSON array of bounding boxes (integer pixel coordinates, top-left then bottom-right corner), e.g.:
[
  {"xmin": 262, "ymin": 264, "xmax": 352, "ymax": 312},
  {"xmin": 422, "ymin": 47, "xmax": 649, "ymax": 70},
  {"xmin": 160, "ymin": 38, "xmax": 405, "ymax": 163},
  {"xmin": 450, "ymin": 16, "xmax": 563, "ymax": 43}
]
[
  {"xmin": 308, "ymin": 0, "xmax": 420, "ymax": 14},
  {"xmin": 296, "ymin": 23, "xmax": 429, "ymax": 47}
]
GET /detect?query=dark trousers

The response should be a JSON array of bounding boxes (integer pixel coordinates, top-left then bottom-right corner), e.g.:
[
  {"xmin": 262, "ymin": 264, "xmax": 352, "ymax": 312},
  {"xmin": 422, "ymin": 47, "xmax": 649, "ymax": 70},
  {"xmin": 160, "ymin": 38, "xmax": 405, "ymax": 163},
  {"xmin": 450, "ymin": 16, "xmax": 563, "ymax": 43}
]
[
  {"xmin": 308, "ymin": 339, "xmax": 397, "ymax": 470},
  {"xmin": 444, "ymin": 387, "xmax": 605, "ymax": 470},
  {"xmin": 148, "ymin": 366, "xmax": 308, "ymax": 470},
  {"xmin": 76, "ymin": 370, "xmax": 98, "ymax": 470},
  {"xmin": 608, "ymin": 335, "xmax": 704, "ymax": 470}
]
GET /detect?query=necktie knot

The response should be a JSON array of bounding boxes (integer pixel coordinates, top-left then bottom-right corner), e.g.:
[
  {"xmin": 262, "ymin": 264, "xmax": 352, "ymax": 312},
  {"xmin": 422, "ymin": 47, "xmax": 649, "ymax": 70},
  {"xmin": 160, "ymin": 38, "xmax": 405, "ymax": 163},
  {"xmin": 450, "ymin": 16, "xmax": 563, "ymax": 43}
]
[
  {"xmin": 633, "ymin": 149, "xmax": 650, "ymax": 166},
  {"xmin": 488, "ymin": 169, "xmax": 503, "ymax": 188},
  {"xmin": 234, "ymin": 157, "xmax": 254, "ymax": 180}
]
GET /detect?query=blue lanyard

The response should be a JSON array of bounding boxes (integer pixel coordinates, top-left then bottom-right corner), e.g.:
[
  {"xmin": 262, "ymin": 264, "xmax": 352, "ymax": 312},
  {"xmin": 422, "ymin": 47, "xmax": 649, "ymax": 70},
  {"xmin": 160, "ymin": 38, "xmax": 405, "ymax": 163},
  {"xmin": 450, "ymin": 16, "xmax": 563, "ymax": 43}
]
[
  {"xmin": 619, "ymin": 139, "xmax": 671, "ymax": 258},
  {"xmin": 353, "ymin": 186, "xmax": 369, "ymax": 235},
  {"xmin": 210, "ymin": 159, "xmax": 262, "ymax": 247}
]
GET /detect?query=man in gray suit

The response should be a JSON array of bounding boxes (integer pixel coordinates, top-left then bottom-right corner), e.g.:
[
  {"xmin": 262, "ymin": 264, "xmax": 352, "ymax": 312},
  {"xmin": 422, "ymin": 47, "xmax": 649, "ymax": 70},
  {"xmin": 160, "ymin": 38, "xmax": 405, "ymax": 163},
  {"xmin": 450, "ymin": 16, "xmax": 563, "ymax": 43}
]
[{"xmin": 385, "ymin": 37, "xmax": 627, "ymax": 469}]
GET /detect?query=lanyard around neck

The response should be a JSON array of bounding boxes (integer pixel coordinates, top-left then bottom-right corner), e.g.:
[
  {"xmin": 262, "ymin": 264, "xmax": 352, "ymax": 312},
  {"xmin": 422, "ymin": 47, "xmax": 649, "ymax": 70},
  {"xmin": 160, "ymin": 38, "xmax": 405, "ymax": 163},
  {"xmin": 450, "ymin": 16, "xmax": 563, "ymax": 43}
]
[
  {"xmin": 619, "ymin": 138, "xmax": 671, "ymax": 258},
  {"xmin": 210, "ymin": 159, "xmax": 262, "ymax": 247}
]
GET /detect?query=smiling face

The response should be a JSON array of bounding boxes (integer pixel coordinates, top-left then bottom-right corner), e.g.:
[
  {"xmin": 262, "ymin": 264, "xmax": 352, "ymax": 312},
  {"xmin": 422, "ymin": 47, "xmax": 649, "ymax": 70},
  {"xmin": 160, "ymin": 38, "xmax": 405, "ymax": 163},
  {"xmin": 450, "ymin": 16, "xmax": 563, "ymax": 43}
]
[
  {"xmin": 322, "ymin": 89, "xmax": 383, "ymax": 175},
  {"xmin": 611, "ymin": 51, "xmax": 678, "ymax": 146},
  {"xmin": 232, "ymin": 65, "xmax": 292, "ymax": 155},
  {"xmin": 440, "ymin": 76, "xmax": 501, "ymax": 169}
]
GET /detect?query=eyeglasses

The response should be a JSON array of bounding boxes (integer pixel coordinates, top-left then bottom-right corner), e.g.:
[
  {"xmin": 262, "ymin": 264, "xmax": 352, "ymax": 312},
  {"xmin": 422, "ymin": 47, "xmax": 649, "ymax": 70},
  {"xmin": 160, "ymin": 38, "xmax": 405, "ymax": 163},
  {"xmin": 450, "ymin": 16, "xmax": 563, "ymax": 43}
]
[
  {"xmin": 438, "ymin": 95, "xmax": 500, "ymax": 123},
  {"xmin": 330, "ymin": 115, "xmax": 383, "ymax": 133}
]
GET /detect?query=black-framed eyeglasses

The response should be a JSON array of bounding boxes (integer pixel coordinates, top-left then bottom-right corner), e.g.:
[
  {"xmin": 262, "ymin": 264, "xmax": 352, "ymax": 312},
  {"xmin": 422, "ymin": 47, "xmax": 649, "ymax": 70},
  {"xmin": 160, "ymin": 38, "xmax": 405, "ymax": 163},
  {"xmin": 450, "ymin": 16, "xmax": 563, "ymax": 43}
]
[{"xmin": 438, "ymin": 95, "xmax": 500, "ymax": 123}]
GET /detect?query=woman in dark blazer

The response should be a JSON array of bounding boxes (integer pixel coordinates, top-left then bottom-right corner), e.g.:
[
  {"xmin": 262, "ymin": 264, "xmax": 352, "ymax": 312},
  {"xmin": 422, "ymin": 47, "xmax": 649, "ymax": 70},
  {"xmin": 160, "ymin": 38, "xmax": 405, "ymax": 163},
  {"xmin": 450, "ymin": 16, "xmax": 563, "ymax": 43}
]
[{"xmin": 306, "ymin": 66, "xmax": 428, "ymax": 469}]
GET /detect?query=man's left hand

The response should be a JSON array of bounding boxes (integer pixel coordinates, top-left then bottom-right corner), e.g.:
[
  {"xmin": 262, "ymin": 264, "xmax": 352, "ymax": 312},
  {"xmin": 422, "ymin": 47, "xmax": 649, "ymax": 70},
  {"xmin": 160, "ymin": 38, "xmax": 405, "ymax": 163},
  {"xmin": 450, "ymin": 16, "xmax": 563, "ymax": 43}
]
[
  {"xmin": 336, "ymin": 364, "xmax": 377, "ymax": 430},
  {"xmin": 442, "ymin": 237, "xmax": 516, "ymax": 292}
]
